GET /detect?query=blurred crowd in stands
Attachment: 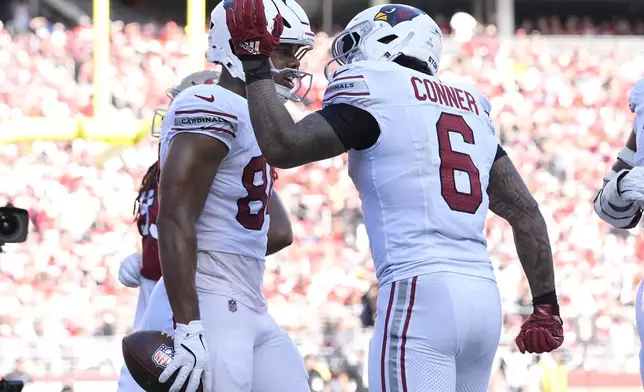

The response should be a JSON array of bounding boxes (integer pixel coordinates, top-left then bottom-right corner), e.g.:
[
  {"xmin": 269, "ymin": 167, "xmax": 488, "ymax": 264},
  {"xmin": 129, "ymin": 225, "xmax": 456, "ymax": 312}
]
[{"xmin": 1, "ymin": 4, "xmax": 644, "ymax": 391}]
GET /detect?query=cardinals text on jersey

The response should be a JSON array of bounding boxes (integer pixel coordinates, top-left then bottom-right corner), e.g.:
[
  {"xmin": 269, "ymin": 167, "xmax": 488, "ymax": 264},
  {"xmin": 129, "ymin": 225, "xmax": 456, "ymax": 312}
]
[
  {"xmin": 323, "ymin": 60, "xmax": 498, "ymax": 286},
  {"xmin": 158, "ymin": 84, "xmax": 273, "ymax": 260}
]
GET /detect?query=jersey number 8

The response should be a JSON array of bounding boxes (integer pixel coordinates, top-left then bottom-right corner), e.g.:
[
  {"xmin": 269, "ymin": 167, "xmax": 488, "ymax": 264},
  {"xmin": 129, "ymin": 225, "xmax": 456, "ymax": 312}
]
[
  {"xmin": 436, "ymin": 113, "xmax": 483, "ymax": 214},
  {"xmin": 236, "ymin": 156, "xmax": 274, "ymax": 230}
]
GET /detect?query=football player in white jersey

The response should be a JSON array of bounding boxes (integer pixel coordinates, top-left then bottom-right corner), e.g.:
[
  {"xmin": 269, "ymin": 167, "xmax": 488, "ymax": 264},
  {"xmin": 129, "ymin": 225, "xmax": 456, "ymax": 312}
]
[
  {"xmin": 117, "ymin": 70, "xmax": 220, "ymax": 329},
  {"xmin": 136, "ymin": 2, "xmax": 315, "ymax": 392},
  {"xmin": 226, "ymin": 2, "xmax": 563, "ymax": 391},
  {"xmin": 594, "ymin": 78, "xmax": 644, "ymax": 385},
  {"xmin": 594, "ymin": 78, "xmax": 644, "ymax": 229},
  {"xmin": 116, "ymin": 71, "xmax": 214, "ymax": 392}
]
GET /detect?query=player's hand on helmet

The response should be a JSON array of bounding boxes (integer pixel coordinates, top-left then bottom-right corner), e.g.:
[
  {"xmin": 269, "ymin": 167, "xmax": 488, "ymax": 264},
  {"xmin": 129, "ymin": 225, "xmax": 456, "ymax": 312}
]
[
  {"xmin": 118, "ymin": 253, "xmax": 142, "ymax": 288},
  {"xmin": 515, "ymin": 304, "xmax": 564, "ymax": 354},
  {"xmin": 159, "ymin": 321, "xmax": 211, "ymax": 392},
  {"xmin": 618, "ymin": 166, "xmax": 644, "ymax": 203},
  {"xmin": 225, "ymin": 0, "xmax": 283, "ymax": 58}
]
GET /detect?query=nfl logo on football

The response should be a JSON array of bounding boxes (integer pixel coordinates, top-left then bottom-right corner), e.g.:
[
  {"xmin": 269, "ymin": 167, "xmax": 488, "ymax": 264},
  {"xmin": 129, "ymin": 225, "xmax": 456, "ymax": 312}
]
[{"xmin": 152, "ymin": 344, "xmax": 173, "ymax": 368}]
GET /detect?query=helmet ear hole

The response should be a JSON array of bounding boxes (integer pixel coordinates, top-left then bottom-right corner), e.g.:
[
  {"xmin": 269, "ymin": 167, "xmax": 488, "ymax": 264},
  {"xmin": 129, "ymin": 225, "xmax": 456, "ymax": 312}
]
[{"xmin": 377, "ymin": 34, "xmax": 398, "ymax": 44}]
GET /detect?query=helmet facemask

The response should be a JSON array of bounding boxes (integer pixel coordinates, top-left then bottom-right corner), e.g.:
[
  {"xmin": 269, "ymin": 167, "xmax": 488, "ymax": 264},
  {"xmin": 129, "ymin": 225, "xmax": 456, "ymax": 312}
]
[
  {"xmin": 151, "ymin": 74, "xmax": 218, "ymax": 137},
  {"xmin": 324, "ymin": 20, "xmax": 372, "ymax": 79},
  {"xmin": 324, "ymin": 20, "xmax": 422, "ymax": 80},
  {"xmin": 151, "ymin": 108, "xmax": 166, "ymax": 137},
  {"xmin": 324, "ymin": 5, "xmax": 443, "ymax": 79},
  {"xmin": 150, "ymin": 88, "xmax": 174, "ymax": 137},
  {"xmin": 270, "ymin": 43, "xmax": 313, "ymax": 103}
]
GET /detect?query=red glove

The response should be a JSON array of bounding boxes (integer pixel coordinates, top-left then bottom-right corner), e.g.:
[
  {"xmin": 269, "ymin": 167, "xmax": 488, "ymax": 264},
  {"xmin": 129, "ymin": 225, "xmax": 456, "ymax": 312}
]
[
  {"xmin": 515, "ymin": 304, "xmax": 564, "ymax": 354},
  {"xmin": 225, "ymin": 0, "xmax": 283, "ymax": 58}
]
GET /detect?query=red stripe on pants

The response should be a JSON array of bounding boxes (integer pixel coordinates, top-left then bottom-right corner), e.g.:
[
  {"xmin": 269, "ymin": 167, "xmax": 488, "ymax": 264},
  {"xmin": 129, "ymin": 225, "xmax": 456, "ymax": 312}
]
[
  {"xmin": 399, "ymin": 277, "xmax": 418, "ymax": 392},
  {"xmin": 380, "ymin": 283, "xmax": 397, "ymax": 392}
]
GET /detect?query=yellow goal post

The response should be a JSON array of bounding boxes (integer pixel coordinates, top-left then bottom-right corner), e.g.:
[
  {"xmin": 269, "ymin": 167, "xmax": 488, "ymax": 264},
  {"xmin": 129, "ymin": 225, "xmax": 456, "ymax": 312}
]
[{"xmin": 1, "ymin": 0, "xmax": 207, "ymax": 145}]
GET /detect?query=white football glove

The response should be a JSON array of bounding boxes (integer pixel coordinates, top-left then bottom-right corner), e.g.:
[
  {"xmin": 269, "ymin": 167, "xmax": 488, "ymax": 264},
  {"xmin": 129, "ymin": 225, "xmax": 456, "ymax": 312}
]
[
  {"xmin": 118, "ymin": 253, "xmax": 142, "ymax": 288},
  {"xmin": 159, "ymin": 321, "xmax": 211, "ymax": 392},
  {"xmin": 619, "ymin": 166, "xmax": 644, "ymax": 203}
]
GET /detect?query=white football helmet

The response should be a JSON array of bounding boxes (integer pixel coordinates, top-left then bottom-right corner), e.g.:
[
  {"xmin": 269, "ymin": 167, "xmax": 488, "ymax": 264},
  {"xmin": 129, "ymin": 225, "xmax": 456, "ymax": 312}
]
[
  {"xmin": 152, "ymin": 70, "xmax": 220, "ymax": 137},
  {"xmin": 207, "ymin": 0, "xmax": 315, "ymax": 102},
  {"xmin": 324, "ymin": 4, "xmax": 443, "ymax": 79}
]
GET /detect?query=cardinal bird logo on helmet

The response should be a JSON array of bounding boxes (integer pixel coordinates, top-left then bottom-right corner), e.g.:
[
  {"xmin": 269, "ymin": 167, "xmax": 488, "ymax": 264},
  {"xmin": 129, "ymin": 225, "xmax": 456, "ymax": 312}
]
[{"xmin": 374, "ymin": 4, "xmax": 425, "ymax": 27}]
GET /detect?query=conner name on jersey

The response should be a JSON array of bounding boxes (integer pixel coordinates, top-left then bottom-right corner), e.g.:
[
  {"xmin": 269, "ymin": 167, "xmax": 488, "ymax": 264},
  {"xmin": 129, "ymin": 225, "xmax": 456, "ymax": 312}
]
[
  {"xmin": 411, "ymin": 76, "xmax": 480, "ymax": 116},
  {"xmin": 172, "ymin": 109, "xmax": 238, "ymax": 140}
]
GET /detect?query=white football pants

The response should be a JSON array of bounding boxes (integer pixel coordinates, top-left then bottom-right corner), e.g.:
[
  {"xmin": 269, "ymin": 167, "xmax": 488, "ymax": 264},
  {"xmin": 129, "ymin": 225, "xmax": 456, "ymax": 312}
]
[
  {"xmin": 368, "ymin": 272, "xmax": 502, "ymax": 392},
  {"xmin": 119, "ymin": 251, "xmax": 309, "ymax": 392}
]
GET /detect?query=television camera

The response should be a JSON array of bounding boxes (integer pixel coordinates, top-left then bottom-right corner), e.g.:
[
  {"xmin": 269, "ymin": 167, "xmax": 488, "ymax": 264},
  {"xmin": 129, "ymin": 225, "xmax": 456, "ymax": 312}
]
[{"xmin": 0, "ymin": 205, "xmax": 29, "ymax": 252}]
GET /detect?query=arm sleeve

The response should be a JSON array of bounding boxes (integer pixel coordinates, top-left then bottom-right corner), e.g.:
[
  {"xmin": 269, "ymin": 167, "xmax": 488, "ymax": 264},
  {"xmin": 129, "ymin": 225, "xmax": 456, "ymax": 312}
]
[
  {"xmin": 168, "ymin": 91, "xmax": 238, "ymax": 151},
  {"xmin": 317, "ymin": 104, "xmax": 380, "ymax": 151},
  {"xmin": 495, "ymin": 144, "xmax": 507, "ymax": 162},
  {"xmin": 594, "ymin": 169, "xmax": 643, "ymax": 229},
  {"xmin": 320, "ymin": 64, "xmax": 381, "ymax": 151}
]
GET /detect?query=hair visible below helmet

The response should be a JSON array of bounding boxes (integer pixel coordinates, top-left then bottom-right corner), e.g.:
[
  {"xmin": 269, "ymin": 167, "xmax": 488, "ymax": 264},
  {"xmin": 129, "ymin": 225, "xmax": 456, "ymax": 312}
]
[
  {"xmin": 324, "ymin": 4, "xmax": 442, "ymax": 79},
  {"xmin": 151, "ymin": 70, "xmax": 220, "ymax": 137},
  {"xmin": 207, "ymin": 0, "xmax": 315, "ymax": 102}
]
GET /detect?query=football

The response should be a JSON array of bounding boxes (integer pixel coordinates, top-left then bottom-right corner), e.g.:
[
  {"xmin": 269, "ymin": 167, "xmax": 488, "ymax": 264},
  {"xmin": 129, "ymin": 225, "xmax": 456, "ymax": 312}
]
[{"xmin": 122, "ymin": 330, "xmax": 204, "ymax": 392}]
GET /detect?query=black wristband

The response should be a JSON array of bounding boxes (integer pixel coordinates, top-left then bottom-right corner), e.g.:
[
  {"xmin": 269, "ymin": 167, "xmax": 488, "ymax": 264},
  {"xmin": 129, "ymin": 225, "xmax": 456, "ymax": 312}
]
[
  {"xmin": 532, "ymin": 290, "xmax": 560, "ymax": 316},
  {"xmin": 240, "ymin": 55, "xmax": 272, "ymax": 85}
]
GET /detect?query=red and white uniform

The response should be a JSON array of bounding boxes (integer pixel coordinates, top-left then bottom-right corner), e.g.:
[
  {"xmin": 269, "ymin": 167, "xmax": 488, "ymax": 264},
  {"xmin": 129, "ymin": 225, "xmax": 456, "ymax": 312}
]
[
  {"xmin": 324, "ymin": 61, "xmax": 502, "ymax": 392},
  {"xmin": 133, "ymin": 180, "xmax": 163, "ymax": 328},
  {"xmin": 158, "ymin": 83, "xmax": 274, "ymax": 310},
  {"xmin": 137, "ymin": 84, "xmax": 307, "ymax": 392},
  {"xmin": 118, "ymin": 178, "xmax": 167, "ymax": 392},
  {"xmin": 137, "ymin": 181, "xmax": 161, "ymax": 282}
]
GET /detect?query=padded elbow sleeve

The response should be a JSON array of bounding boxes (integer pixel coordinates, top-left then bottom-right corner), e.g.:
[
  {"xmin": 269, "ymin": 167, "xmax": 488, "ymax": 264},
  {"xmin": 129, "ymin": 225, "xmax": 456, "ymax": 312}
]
[{"xmin": 594, "ymin": 169, "xmax": 642, "ymax": 229}]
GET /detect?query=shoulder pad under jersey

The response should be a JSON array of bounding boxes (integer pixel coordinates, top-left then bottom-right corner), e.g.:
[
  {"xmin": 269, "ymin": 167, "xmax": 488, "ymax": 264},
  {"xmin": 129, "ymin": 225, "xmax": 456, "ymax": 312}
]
[
  {"xmin": 164, "ymin": 84, "xmax": 241, "ymax": 148},
  {"xmin": 322, "ymin": 62, "xmax": 380, "ymax": 109}
]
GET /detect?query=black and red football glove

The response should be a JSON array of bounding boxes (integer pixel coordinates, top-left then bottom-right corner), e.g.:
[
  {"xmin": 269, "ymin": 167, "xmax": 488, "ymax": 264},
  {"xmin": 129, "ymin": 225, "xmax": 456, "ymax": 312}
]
[
  {"xmin": 515, "ymin": 303, "xmax": 564, "ymax": 354},
  {"xmin": 225, "ymin": 0, "xmax": 283, "ymax": 59}
]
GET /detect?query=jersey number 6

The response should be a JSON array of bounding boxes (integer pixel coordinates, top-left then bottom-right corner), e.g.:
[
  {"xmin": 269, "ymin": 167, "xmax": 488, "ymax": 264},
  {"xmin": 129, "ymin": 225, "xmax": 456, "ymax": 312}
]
[
  {"xmin": 236, "ymin": 156, "xmax": 273, "ymax": 230},
  {"xmin": 436, "ymin": 112, "xmax": 483, "ymax": 214}
]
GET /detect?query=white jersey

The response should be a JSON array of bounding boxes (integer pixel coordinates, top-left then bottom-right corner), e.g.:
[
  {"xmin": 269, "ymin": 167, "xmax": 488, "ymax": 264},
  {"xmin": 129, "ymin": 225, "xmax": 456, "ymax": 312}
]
[
  {"xmin": 323, "ymin": 61, "xmax": 498, "ymax": 285},
  {"xmin": 634, "ymin": 111, "xmax": 644, "ymax": 167},
  {"xmin": 158, "ymin": 84, "xmax": 273, "ymax": 280},
  {"xmin": 631, "ymin": 79, "xmax": 644, "ymax": 166}
]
